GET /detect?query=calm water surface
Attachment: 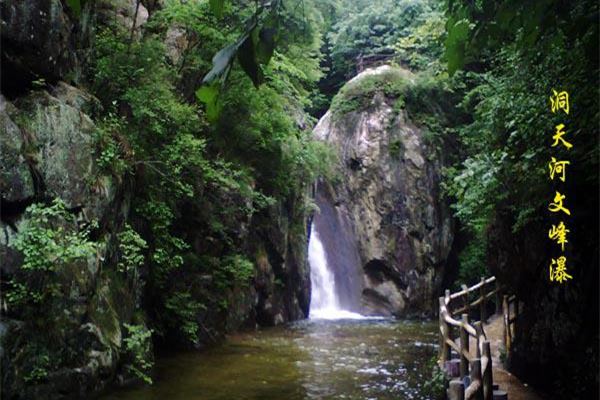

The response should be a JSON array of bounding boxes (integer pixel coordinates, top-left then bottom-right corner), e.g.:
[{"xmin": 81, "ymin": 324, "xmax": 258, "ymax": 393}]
[{"xmin": 99, "ymin": 318, "xmax": 438, "ymax": 400}]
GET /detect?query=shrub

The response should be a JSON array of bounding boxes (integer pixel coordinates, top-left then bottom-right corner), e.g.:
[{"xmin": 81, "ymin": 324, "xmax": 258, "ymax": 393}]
[
  {"xmin": 330, "ymin": 68, "xmax": 407, "ymax": 116},
  {"xmin": 9, "ymin": 199, "xmax": 97, "ymax": 321},
  {"xmin": 123, "ymin": 323, "xmax": 154, "ymax": 384},
  {"xmin": 164, "ymin": 292, "xmax": 206, "ymax": 343},
  {"xmin": 423, "ymin": 355, "xmax": 448, "ymax": 400},
  {"xmin": 117, "ymin": 224, "xmax": 147, "ymax": 274}
]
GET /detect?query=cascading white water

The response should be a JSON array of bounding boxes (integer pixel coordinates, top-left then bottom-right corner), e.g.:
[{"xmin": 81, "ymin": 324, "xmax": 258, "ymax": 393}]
[{"xmin": 308, "ymin": 224, "xmax": 365, "ymax": 320}]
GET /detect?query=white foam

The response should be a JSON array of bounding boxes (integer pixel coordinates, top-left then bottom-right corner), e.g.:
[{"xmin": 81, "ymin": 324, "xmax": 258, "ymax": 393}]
[{"xmin": 309, "ymin": 308, "xmax": 370, "ymax": 320}]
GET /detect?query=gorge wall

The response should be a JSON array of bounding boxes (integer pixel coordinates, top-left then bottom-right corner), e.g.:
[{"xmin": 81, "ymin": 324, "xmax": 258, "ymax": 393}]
[
  {"xmin": 0, "ymin": 1, "xmax": 310, "ymax": 398},
  {"xmin": 313, "ymin": 66, "xmax": 455, "ymax": 317}
]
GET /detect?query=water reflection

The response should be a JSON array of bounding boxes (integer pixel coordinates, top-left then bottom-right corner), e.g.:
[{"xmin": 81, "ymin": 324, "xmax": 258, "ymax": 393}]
[{"xmin": 98, "ymin": 319, "xmax": 437, "ymax": 400}]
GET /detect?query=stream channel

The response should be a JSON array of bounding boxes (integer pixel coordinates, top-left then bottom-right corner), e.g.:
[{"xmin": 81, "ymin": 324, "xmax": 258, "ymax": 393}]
[{"xmin": 99, "ymin": 224, "xmax": 438, "ymax": 400}]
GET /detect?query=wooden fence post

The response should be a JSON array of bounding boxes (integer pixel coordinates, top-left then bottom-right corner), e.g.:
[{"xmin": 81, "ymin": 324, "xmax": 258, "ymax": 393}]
[
  {"xmin": 439, "ymin": 296, "xmax": 451, "ymax": 363},
  {"xmin": 473, "ymin": 321, "xmax": 483, "ymax": 358},
  {"xmin": 514, "ymin": 297, "xmax": 519, "ymax": 338},
  {"xmin": 449, "ymin": 380, "xmax": 465, "ymax": 400},
  {"xmin": 502, "ymin": 295, "xmax": 511, "ymax": 356},
  {"xmin": 479, "ymin": 277, "xmax": 486, "ymax": 323},
  {"xmin": 460, "ymin": 313, "xmax": 469, "ymax": 379},
  {"xmin": 470, "ymin": 358, "xmax": 484, "ymax": 400},
  {"xmin": 461, "ymin": 284, "xmax": 470, "ymax": 316},
  {"xmin": 495, "ymin": 280, "xmax": 501, "ymax": 315},
  {"xmin": 482, "ymin": 340, "xmax": 493, "ymax": 400}
]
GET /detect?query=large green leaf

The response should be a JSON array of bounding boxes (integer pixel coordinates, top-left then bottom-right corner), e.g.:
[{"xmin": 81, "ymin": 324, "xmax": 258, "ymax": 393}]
[
  {"xmin": 237, "ymin": 29, "xmax": 264, "ymax": 87},
  {"xmin": 445, "ymin": 18, "xmax": 470, "ymax": 75},
  {"xmin": 209, "ymin": 0, "xmax": 225, "ymax": 19},
  {"xmin": 195, "ymin": 83, "xmax": 222, "ymax": 123},
  {"xmin": 202, "ymin": 36, "xmax": 246, "ymax": 85},
  {"xmin": 256, "ymin": 27, "xmax": 277, "ymax": 65}
]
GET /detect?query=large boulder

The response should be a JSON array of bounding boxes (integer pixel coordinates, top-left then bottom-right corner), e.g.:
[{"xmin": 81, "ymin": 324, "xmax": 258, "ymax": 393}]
[{"xmin": 313, "ymin": 65, "xmax": 454, "ymax": 317}]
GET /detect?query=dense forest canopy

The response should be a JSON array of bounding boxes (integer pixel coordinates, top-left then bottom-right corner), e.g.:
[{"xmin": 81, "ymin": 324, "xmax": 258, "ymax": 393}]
[{"xmin": 0, "ymin": 0, "xmax": 597, "ymax": 398}]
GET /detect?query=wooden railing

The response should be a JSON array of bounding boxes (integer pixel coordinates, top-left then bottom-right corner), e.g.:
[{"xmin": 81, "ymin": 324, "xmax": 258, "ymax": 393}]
[
  {"xmin": 439, "ymin": 276, "xmax": 500, "ymax": 400},
  {"xmin": 502, "ymin": 294, "xmax": 519, "ymax": 359}
]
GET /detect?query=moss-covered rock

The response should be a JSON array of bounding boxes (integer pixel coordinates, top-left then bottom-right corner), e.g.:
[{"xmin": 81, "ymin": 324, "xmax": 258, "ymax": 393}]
[{"xmin": 0, "ymin": 82, "xmax": 141, "ymax": 399}]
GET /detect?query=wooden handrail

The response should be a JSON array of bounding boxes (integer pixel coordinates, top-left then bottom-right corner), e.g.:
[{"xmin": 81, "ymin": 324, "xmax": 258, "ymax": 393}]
[
  {"xmin": 452, "ymin": 290, "xmax": 499, "ymax": 315},
  {"xmin": 449, "ymin": 276, "xmax": 496, "ymax": 300},
  {"xmin": 440, "ymin": 276, "xmax": 500, "ymax": 400}
]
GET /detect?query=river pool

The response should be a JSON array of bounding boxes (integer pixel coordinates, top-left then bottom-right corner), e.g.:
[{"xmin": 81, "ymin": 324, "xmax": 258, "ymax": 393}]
[{"xmin": 98, "ymin": 318, "xmax": 438, "ymax": 400}]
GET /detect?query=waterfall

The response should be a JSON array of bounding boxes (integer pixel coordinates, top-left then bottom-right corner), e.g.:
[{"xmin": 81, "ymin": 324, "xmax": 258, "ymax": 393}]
[{"xmin": 308, "ymin": 224, "xmax": 364, "ymax": 320}]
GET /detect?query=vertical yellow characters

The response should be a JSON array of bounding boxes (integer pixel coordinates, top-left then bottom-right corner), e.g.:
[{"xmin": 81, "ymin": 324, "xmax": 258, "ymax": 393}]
[{"xmin": 547, "ymin": 89, "xmax": 572, "ymax": 283}]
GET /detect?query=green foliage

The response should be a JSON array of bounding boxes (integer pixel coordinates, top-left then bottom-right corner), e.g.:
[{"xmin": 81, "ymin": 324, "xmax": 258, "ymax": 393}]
[
  {"xmin": 444, "ymin": 18, "xmax": 470, "ymax": 75},
  {"xmin": 401, "ymin": 72, "xmax": 462, "ymax": 151},
  {"xmin": 310, "ymin": 0, "xmax": 447, "ymax": 116},
  {"xmin": 389, "ymin": 139, "xmax": 404, "ymax": 160},
  {"xmin": 209, "ymin": 0, "xmax": 226, "ymax": 19},
  {"xmin": 198, "ymin": 0, "xmax": 285, "ymax": 119},
  {"xmin": 5, "ymin": 281, "xmax": 28, "ymax": 307},
  {"xmin": 442, "ymin": 0, "xmax": 588, "ymax": 75},
  {"xmin": 9, "ymin": 199, "xmax": 97, "ymax": 318},
  {"xmin": 95, "ymin": 116, "xmax": 130, "ymax": 177},
  {"xmin": 65, "ymin": 0, "xmax": 87, "ymax": 17},
  {"xmin": 442, "ymin": 153, "xmax": 502, "ymax": 233},
  {"xmin": 164, "ymin": 291, "xmax": 205, "ymax": 343},
  {"xmin": 123, "ymin": 323, "xmax": 154, "ymax": 384},
  {"xmin": 456, "ymin": 233, "xmax": 487, "ymax": 287},
  {"xmin": 117, "ymin": 225, "xmax": 147, "ymax": 274},
  {"xmin": 215, "ymin": 71, "xmax": 330, "ymax": 197},
  {"xmin": 328, "ymin": 0, "xmax": 435, "ymax": 76},
  {"xmin": 23, "ymin": 351, "xmax": 50, "ymax": 384},
  {"xmin": 423, "ymin": 356, "xmax": 447, "ymax": 400},
  {"xmin": 136, "ymin": 200, "xmax": 188, "ymax": 285},
  {"xmin": 5, "ymin": 200, "xmax": 101, "ymax": 390},
  {"xmin": 330, "ymin": 68, "xmax": 407, "ymax": 116},
  {"xmin": 319, "ymin": 0, "xmax": 440, "ymax": 96},
  {"xmin": 96, "ymin": 139, "xmax": 123, "ymax": 174},
  {"xmin": 195, "ymin": 83, "xmax": 222, "ymax": 123},
  {"xmin": 442, "ymin": 29, "xmax": 597, "ymax": 232},
  {"xmin": 394, "ymin": 10, "xmax": 445, "ymax": 71},
  {"xmin": 87, "ymin": 2, "xmax": 333, "ymax": 348},
  {"xmin": 215, "ymin": 254, "xmax": 255, "ymax": 290}
]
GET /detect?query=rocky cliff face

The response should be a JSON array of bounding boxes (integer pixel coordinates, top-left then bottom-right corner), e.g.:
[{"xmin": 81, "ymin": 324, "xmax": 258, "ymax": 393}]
[
  {"xmin": 0, "ymin": 2, "xmax": 151, "ymax": 397},
  {"xmin": 313, "ymin": 66, "xmax": 454, "ymax": 317},
  {"xmin": 0, "ymin": 78, "xmax": 138, "ymax": 398},
  {"xmin": 0, "ymin": 1, "xmax": 310, "ymax": 398}
]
